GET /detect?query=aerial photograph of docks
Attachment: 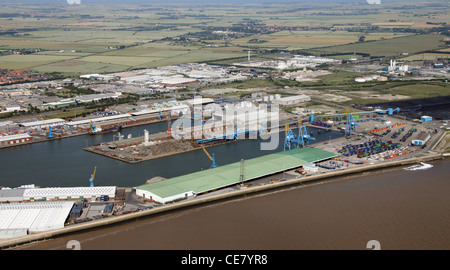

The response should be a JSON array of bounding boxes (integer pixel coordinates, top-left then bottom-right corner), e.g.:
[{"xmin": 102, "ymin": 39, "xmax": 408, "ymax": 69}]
[{"xmin": 0, "ymin": 0, "xmax": 449, "ymax": 253}]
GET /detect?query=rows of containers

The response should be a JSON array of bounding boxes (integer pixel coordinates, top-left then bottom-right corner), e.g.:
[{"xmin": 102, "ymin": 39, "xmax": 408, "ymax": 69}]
[
  {"xmin": 338, "ymin": 139, "xmax": 402, "ymax": 158},
  {"xmin": 399, "ymin": 127, "xmax": 417, "ymax": 142},
  {"xmin": 390, "ymin": 127, "xmax": 417, "ymax": 142}
]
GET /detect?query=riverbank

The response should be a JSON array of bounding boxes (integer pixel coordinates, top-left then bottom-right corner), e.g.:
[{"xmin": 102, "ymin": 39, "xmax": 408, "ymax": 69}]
[{"xmin": 0, "ymin": 149, "xmax": 446, "ymax": 249}]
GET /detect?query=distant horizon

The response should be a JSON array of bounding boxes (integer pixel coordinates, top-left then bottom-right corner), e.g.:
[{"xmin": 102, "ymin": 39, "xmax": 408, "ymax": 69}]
[
  {"xmin": 0, "ymin": 0, "xmax": 354, "ymax": 3},
  {"xmin": 0, "ymin": 0, "xmax": 407, "ymax": 4},
  {"xmin": 0, "ymin": 0, "xmax": 447, "ymax": 5}
]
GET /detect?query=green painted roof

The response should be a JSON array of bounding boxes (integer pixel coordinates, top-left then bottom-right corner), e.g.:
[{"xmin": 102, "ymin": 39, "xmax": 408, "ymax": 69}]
[{"xmin": 136, "ymin": 147, "xmax": 336, "ymax": 199}]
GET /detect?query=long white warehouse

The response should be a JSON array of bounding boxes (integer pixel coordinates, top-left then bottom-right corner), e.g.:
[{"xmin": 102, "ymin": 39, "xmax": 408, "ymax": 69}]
[
  {"xmin": 0, "ymin": 201, "xmax": 74, "ymax": 239},
  {"xmin": 22, "ymin": 186, "xmax": 117, "ymax": 201},
  {"xmin": 271, "ymin": 95, "xmax": 311, "ymax": 106}
]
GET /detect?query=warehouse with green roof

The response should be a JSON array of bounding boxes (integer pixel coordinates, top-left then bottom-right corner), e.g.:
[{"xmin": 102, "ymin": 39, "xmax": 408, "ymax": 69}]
[{"xmin": 135, "ymin": 147, "xmax": 337, "ymax": 204}]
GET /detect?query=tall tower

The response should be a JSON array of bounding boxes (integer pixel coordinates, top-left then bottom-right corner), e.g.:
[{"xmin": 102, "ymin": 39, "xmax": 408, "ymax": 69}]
[{"xmin": 240, "ymin": 159, "xmax": 245, "ymax": 185}]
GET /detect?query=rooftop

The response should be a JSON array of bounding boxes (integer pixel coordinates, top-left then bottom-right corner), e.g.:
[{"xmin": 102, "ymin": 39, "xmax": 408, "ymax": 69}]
[{"xmin": 136, "ymin": 147, "xmax": 336, "ymax": 200}]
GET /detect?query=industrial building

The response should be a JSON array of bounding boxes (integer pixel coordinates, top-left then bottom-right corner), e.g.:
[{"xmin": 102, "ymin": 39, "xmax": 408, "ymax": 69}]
[
  {"xmin": 271, "ymin": 95, "xmax": 311, "ymax": 106},
  {"xmin": 159, "ymin": 77, "xmax": 198, "ymax": 87},
  {"xmin": 22, "ymin": 186, "xmax": 117, "ymax": 201},
  {"xmin": 421, "ymin": 116, "xmax": 432, "ymax": 122},
  {"xmin": 0, "ymin": 201, "xmax": 74, "ymax": 239},
  {"xmin": 17, "ymin": 118, "xmax": 66, "ymax": 128},
  {"xmin": 0, "ymin": 186, "xmax": 117, "ymax": 202},
  {"xmin": 79, "ymin": 74, "xmax": 118, "ymax": 81},
  {"xmin": 0, "ymin": 187, "xmax": 27, "ymax": 202},
  {"xmin": 0, "ymin": 133, "xmax": 32, "ymax": 146},
  {"xmin": 412, "ymin": 132, "xmax": 430, "ymax": 146},
  {"xmin": 184, "ymin": 97, "xmax": 215, "ymax": 107},
  {"xmin": 75, "ymin": 92, "xmax": 122, "ymax": 103},
  {"xmin": 135, "ymin": 147, "xmax": 336, "ymax": 204}
]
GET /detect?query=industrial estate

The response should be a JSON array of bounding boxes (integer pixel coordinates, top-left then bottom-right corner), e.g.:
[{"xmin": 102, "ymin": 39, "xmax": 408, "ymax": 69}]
[{"xmin": 0, "ymin": 0, "xmax": 449, "ymax": 249}]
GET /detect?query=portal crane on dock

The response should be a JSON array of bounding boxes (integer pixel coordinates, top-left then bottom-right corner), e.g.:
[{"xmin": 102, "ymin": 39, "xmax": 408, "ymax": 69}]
[
  {"xmin": 40, "ymin": 116, "xmax": 54, "ymax": 139},
  {"xmin": 201, "ymin": 145, "xmax": 217, "ymax": 168},
  {"xmin": 284, "ymin": 123, "xmax": 297, "ymax": 151},
  {"xmin": 345, "ymin": 113, "xmax": 359, "ymax": 137},
  {"xmin": 89, "ymin": 166, "xmax": 97, "ymax": 187},
  {"xmin": 297, "ymin": 125, "xmax": 315, "ymax": 147},
  {"xmin": 284, "ymin": 121, "xmax": 315, "ymax": 150}
]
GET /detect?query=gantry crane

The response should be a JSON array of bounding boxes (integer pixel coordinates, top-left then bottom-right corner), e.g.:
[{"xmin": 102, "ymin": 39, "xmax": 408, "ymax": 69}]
[
  {"xmin": 284, "ymin": 123, "xmax": 296, "ymax": 151},
  {"xmin": 297, "ymin": 118, "xmax": 315, "ymax": 147},
  {"xmin": 284, "ymin": 121, "xmax": 315, "ymax": 151}
]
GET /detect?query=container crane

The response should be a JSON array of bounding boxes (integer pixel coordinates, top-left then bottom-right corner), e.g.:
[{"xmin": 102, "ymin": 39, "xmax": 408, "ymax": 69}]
[
  {"xmin": 201, "ymin": 145, "xmax": 217, "ymax": 168},
  {"xmin": 284, "ymin": 123, "xmax": 297, "ymax": 151},
  {"xmin": 297, "ymin": 123, "xmax": 315, "ymax": 147},
  {"xmin": 345, "ymin": 113, "xmax": 359, "ymax": 137},
  {"xmin": 89, "ymin": 166, "xmax": 97, "ymax": 187}
]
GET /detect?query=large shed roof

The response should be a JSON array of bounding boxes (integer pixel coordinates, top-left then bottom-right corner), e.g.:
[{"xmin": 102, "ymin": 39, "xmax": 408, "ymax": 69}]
[
  {"xmin": 0, "ymin": 201, "xmax": 74, "ymax": 238},
  {"xmin": 136, "ymin": 147, "xmax": 336, "ymax": 199}
]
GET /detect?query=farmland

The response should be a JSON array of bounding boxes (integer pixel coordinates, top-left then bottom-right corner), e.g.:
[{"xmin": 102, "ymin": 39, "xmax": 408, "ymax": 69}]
[
  {"xmin": 309, "ymin": 34, "xmax": 447, "ymax": 57},
  {"xmin": 0, "ymin": 1, "xmax": 448, "ymax": 75}
]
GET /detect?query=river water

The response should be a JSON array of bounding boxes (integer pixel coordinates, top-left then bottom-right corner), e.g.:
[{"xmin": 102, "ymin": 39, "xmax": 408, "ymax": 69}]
[{"xmin": 14, "ymin": 158, "xmax": 450, "ymax": 250}]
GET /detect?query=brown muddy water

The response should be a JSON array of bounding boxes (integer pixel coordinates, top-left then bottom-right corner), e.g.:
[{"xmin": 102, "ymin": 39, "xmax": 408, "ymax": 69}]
[{"xmin": 15, "ymin": 159, "xmax": 450, "ymax": 250}]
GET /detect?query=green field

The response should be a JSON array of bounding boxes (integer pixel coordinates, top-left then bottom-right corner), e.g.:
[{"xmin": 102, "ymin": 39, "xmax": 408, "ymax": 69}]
[
  {"xmin": 0, "ymin": 1, "xmax": 448, "ymax": 74},
  {"xmin": 399, "ymin": 52, "xmax": 450, "ymax": 61},
  {"xmin": 310, "ymin": 34, "xmax": 447, "ymax": 57},
  {"xmin": 231, "ymin": 31, "xmax": 413, "ymax": 50},
  {"xmin": 31, "ymin": 61, "xmax": 130, "ymax": 74},
  {"xmin": 0, "ymin": 54, "xmax": 79, "ymax": 69}
]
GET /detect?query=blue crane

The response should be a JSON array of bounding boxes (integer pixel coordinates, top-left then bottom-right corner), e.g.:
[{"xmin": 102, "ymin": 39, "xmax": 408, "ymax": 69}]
[
  {"xmin": 41, "ymin": 116, "xmax": 54, "ymax": 139},
  {"xmin": 284, "ymin": 123, "xmax": 297, "ymax": 151},
  {"xmin": 284, "ymin": 121, "xmax": 315, "ymax": 150},
  {"xmin": 201, "ymin": 145, "xmax": 217, "ymax": 168},
  {"xmin": 297, "ymin": 125, "xmax": 315, "ymax": 147},
  {"xmin": 89, "ymin": 166, "xmax": 97, "ymax": 187},
  {"xmin": 345, "ymin": 113, "xmax": 359, "ymax": 136}
]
